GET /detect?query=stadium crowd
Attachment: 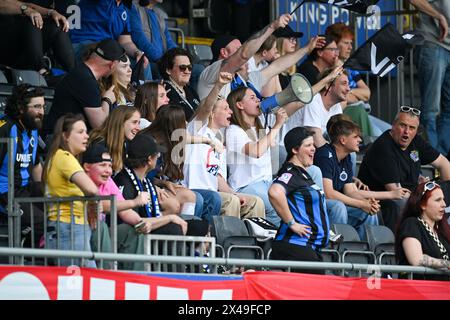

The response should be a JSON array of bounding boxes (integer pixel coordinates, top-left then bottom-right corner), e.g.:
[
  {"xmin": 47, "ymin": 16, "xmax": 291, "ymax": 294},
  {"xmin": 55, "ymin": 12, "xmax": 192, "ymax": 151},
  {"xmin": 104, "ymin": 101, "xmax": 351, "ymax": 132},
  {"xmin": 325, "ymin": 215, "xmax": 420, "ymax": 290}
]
[{"xmin": 0, "ymin": 0, "xmax": 449, "ymax": 279}]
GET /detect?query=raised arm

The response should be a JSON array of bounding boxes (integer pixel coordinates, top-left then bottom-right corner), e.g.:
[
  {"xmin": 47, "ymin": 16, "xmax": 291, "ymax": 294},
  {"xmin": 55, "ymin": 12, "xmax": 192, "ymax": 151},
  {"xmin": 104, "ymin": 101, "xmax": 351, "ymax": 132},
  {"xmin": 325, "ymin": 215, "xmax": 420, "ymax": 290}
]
[
  {"xmin": 195, "ymin": 72, "xmax": 233, "ymax": 124},
  {"xmin": 220, "ymin": 13, "xmax": 292, "ymax": 74},
  {"xmin": 261, "ymin": 36, "xmax": 325, "ymax": 81},
  {"xmin": 281, "ymin": 66, "xmax": 343, "ymax": 117}
]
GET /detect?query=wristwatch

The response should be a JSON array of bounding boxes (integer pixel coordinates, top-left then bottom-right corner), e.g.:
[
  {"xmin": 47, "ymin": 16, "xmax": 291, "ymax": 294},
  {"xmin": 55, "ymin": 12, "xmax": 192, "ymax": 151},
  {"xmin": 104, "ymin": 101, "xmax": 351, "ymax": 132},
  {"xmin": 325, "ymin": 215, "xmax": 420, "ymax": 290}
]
[{"xmin": 20, "ymin": 4, "xmax": 28, "ymax": 16}]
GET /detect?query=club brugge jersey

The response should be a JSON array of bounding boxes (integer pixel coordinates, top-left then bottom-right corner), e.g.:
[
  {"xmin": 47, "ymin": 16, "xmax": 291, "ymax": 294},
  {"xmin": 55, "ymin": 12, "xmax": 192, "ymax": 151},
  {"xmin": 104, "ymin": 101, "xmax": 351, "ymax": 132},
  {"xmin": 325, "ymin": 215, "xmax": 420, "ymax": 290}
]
[
  {"xmin": 0, "ymin": 116, "xmax": 39, "ymax": 194},
  {"xmin": 273, "ymin": 162, "xmax": 329, "ymax": 250}
]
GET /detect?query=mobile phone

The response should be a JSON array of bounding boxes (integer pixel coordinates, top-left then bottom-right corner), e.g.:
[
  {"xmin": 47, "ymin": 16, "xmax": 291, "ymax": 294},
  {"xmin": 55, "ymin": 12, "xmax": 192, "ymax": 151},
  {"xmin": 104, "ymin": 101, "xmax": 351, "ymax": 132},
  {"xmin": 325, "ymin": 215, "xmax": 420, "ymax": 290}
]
[{"xmin": 134, "ymin": 220, "xmax": 145, "ymax": 230}]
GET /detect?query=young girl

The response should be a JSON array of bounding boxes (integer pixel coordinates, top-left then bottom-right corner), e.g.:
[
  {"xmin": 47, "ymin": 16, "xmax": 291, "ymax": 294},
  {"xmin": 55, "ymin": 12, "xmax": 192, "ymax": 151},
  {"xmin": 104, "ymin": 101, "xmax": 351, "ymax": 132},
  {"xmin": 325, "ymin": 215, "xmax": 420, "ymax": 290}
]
[
  {"xmin": 43, "ymin": 114, "xmax": 98, "ymax": 267},
  {"xmin": 99, "ymin": 54, "xmax": 134, "ymax": 109},
  {"xmin": 88, "ymin": 105, "xmax": 180, "ymax": 216},
  {"xmin": 134, "ymin": 81, "xmax": 169, "ymax": 129},
  {"xmin": 226, "ymin": 87, "xmax": 288, "ymax": 226},
  {"xmin": 184, "ymin": 72, "xmax": 265, "ymax": 219},
  {"xmin": 141, "ymin": 105, "xmax": 222, "ymax": 222}
]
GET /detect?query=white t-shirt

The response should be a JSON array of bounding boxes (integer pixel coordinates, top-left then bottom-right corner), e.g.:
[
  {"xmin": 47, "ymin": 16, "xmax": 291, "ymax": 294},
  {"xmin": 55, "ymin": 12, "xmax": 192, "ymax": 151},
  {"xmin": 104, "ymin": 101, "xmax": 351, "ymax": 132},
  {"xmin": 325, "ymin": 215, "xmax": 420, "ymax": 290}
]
[
  {"xmin": 248, "ymin": 57, "xmax": 269, "ymax": 72},
  {"xmin": 183, "ymin": 122, "xmax": 226, "ymax": 191},
  {"xmin": 197, "ymin": 59, "xmax": 268, "ymax": 100},
  {"xmin": 225, "ymin": 124, "xmax": 272, "ymax": 191},
  {"xmin": 140, "ymin": 118, "xmax": 151, "ymax": 129},
  {"xmin": 283, "ymin": 93, "xmax": 343, "ymax": 140}
]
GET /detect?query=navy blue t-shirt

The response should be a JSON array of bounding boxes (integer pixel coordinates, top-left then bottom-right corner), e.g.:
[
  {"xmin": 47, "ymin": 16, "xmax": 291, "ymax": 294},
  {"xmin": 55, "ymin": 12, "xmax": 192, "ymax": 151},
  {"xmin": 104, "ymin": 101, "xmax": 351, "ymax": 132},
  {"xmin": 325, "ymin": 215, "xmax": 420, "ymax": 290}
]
[{"xmin": 314, "ymin": 143, "xmax": 353, "ymax": 192}]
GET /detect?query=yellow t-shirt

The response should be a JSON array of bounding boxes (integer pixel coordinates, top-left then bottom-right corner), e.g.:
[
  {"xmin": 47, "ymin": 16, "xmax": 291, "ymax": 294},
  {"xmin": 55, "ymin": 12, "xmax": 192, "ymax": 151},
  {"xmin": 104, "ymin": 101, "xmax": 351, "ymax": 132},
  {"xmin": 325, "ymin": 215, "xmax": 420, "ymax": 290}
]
[{"xmin": 46, "ymin": 149, "xmax": 86, "ymax": 224}]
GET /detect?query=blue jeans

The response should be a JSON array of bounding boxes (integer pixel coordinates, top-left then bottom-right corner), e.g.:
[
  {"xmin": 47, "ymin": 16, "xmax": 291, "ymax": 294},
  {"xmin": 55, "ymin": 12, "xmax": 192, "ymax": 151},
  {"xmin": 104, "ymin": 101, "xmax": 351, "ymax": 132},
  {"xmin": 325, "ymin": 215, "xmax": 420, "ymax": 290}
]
[
  {"xmin": 192, "ymin": 189, "xmax": 221, "ymax": 223},
  {"xmin": 326, "ymin": 199, "xmax": 348, "ymax": 225},
  {"xmin": 47, "ymin": 220, "xmax": 96, "ymax": 268},
  {"xmin": 417, "ymin": 42, "xmax": 450, "ymax": 155},
  {"xmin": 346, "ymin": 206, "xmax": 378, "ymax": 241},
  {"xmin": 238, "ymin": 180, "xmax": 280, "ymax": 227}
]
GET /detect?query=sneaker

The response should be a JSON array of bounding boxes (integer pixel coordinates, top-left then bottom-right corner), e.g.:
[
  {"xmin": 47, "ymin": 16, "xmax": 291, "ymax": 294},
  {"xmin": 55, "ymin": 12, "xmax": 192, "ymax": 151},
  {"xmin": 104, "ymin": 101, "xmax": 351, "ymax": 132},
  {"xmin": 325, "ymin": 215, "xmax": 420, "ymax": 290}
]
[{"xmin": 329, "ymin": 230, "xmax": 343, "ymax": 244}]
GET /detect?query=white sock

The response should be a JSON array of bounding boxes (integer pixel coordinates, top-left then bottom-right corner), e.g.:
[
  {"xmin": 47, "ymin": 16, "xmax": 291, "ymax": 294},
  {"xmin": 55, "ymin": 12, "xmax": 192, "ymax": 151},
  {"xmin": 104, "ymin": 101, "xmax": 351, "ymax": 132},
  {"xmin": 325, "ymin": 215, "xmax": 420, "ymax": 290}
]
[{"xmin": 181, "ymin": 202, "xmax": 196, "ymax": 216}]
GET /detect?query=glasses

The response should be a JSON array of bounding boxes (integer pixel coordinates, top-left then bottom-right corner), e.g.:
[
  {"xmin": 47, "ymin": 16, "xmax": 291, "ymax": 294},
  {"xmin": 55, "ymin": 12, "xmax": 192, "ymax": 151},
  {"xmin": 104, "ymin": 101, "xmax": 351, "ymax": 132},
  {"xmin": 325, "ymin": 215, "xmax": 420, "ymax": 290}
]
[
  {"xmin": 28, "ymin": 103, "xmax": 46, "ymax": 110},
  {"xmin": 400, "ymin": 106, "xmax": 421, "ymax": 116},
  {"xmin": 422, "ymin": 181, "xmax": 439, "ymax": 196},
  {"xmin": 178, "ymin": 64, "xmax": 193, "ymax": 72}
]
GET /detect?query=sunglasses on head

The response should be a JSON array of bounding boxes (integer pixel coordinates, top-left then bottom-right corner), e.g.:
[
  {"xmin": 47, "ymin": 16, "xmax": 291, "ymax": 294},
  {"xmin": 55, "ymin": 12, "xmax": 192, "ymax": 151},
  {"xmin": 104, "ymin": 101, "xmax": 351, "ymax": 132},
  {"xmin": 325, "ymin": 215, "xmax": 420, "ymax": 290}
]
[
  {"xmin": 178, "ymin": 64, "xmax": 193, "ymax": 72},
  {"xmin": 421, "ymin": 181, "xmax": 439, "ymax": 196},
  {"xmin": 400, "ymin": 106, "xmax": 421, "ymax": 116}
]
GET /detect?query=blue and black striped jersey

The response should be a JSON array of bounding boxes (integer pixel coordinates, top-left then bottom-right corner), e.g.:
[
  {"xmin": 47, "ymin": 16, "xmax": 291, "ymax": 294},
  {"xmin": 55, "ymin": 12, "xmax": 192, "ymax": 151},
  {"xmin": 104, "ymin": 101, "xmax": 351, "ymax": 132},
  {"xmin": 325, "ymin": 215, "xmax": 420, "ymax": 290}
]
[
  {"xmin": 273, "ymin": 162, "xmax": 329, "ymax": 249},
  {"xmin": 0, "ymin": 116, "xmax": 39, "ymax": 195}
]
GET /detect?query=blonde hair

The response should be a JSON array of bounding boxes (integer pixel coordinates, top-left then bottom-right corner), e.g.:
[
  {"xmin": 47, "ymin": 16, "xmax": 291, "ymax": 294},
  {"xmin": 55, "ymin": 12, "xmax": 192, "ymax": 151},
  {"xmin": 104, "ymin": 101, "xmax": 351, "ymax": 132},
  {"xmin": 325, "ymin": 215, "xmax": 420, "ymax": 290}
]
[{"xmin": 276, "ymin": 37, "xmax": 296, "ymax": 76}]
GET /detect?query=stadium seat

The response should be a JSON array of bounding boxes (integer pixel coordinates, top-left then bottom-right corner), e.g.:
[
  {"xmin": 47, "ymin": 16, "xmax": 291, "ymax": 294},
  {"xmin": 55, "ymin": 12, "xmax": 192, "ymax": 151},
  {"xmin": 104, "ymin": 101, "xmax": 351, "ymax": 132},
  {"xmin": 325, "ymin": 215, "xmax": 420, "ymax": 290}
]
[
  {"xmin": 331, "ymin": 224, "xmax": 376, "ymax": 273},
  {"xmin": 10, "ymin": 69, "xmax": 47, "ymax": 87},
  {"xmin": 189, "ymin": 44, "xmax": 213, "ymax": 67},
  {"xmin": 365, "ymin": 224, "xmax": 395, "ymax": 265},
  {"xmin": 0, "ymin": 70, "xmax": 7, "ymax": 84},
  {"xmin": 210, "ymin": 215, "xmax": 263, "ymax": 260}
]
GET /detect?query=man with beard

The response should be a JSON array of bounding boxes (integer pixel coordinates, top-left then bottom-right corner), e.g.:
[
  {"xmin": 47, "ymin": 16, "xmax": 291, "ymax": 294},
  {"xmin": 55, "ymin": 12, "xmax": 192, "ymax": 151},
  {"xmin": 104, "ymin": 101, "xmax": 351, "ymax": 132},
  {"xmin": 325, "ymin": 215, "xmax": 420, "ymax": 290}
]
[
  {"xmin": 358, "ymin": 107, "xmax": 450, "ymax": 232},
  {"xmin": 0, "ymin": 84, "xmax": 45, "ymax": 247}
]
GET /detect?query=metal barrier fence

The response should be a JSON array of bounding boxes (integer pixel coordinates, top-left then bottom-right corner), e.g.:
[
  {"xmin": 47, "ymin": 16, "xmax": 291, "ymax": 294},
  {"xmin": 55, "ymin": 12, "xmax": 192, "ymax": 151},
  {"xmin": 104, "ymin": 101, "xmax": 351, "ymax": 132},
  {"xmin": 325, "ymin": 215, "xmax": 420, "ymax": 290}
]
[
  {"xmin": 8, "ymin": 195, "xmax": 117, "ymax": 270},
  {"xmin": 0, "ymin": 246, "xmax": 449, "ymax": 280},
  {"xmin": 143, "ymin": 234, "xmax": 216, "ymax": 273},
  {"xmin": 274, "ymin": 1, "xmax": 422, "ymax": 124}
]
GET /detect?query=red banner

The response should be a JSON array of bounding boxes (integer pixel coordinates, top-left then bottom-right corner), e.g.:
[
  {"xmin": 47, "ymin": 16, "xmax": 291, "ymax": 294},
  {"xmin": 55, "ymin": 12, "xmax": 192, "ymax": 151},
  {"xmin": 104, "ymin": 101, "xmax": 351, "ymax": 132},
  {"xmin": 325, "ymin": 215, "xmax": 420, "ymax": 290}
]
[{"xmin": 0, "ymin": 266, "xmax": 449, "ymax": 300}]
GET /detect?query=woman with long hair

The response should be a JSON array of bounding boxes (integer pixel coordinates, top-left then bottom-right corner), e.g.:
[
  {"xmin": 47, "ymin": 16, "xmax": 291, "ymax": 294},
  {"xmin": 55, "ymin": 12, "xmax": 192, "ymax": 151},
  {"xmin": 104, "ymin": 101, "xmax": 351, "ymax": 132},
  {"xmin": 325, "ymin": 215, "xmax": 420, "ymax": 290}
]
[
  {"xmin": 99, "ymin": 54, "xmax": 134, "ymax": 109},
  {"xmin": 89, "ymin": 105, "xmax": 140, "ymax": 173},
  {"xmin": 134, "ymin": 81, "xmax": 169, "ymax": 129},
  {"xmin": 226, "ymin": 86, "xmax": 288, "ymax": 227},
  {"xmin": 42, "ymin": 113, "xmax": 98, "ymax": 267},
  {"xmin": 141, "ymin": 104, "xmax": 222, "ymax": 222},
  {"xmin": 396, "ymin": 181, "xmax": 450, "ymax": 280},
  {"xmin": 88, "ymin": 105, "xmax": 180, "ymax": 216}
]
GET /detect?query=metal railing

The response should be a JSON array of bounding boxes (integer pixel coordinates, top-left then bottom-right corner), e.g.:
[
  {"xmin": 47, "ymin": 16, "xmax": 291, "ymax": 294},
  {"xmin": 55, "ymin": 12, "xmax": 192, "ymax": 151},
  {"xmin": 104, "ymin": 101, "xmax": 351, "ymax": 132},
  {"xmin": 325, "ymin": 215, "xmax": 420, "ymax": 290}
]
[
  {"xmin": 9, "ymin": 195, "xmax": 117, "ymax": 269},
  {"xmin": 0, "ymin": 246, "xmax": 448, "ymax": 280},
  {"xmin": 143, "ymin": 234, "xmax": 216, "ymax": 273}
]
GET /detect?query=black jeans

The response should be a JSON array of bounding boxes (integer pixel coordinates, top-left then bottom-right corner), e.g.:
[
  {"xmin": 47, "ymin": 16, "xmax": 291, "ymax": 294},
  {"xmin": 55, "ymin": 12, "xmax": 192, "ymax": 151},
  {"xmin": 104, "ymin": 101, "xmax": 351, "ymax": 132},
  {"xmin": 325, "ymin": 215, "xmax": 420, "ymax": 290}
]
[
  {"xmin": 0, "ymin": 183, "xmax": 45, "ymax": 248},
  {"xmin": 271, "ymin": 241, "xmax": 325, "ymax": 275},
  {"xmin": 0, "ymin": 15, "xmax": 75, "ymax": 72}
]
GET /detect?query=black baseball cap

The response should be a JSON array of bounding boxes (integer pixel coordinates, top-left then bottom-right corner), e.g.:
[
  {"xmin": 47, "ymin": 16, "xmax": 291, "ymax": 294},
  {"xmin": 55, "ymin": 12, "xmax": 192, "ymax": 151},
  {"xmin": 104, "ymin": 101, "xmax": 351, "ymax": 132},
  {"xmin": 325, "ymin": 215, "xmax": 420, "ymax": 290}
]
[
  {"xmin": 127, "ymin": 134, "xmax": 166, "ymax": 160},
  {"xmin": 211, "ymin": 34, "xmax": 239, "ymax": 62},
  {"xmin": 94, "ymin": 39, "xmax": 127, "ymax": 62},
  {"xmin": 284, "ymin": 127, "xmax": 314, "ymax": 159},
  {"xmin": 273, "ymin": 25, "xmax": 303, "ymax": 39},
  {"xmin": 83, "ymin": 142, "xmax": 112, "ymax": 164}
]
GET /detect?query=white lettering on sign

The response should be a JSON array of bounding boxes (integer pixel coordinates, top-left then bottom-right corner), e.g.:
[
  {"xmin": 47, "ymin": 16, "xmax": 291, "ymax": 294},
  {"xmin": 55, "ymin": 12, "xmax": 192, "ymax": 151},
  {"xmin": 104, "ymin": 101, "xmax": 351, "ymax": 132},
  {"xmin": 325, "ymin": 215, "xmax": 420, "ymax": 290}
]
[{"xmin": 0, "ymin": 272, "xmax": 50, "ymax": 300}]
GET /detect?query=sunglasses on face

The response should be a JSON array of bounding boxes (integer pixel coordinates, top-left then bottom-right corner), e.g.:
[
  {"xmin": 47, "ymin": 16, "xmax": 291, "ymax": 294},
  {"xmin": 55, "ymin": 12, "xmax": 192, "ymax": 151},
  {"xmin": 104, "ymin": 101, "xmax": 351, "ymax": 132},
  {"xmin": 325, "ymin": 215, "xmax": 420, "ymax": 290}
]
[
  {"xmin": 178, "ymin": 64, "xmax": 193, "ymax": 72},
  {"xmin": 421, "ymin": 181, "xmax": 439, "ymax": 196},
  {"xmin": 400, "ymin": 106, "xmax": 421, "ymax": 116}
]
